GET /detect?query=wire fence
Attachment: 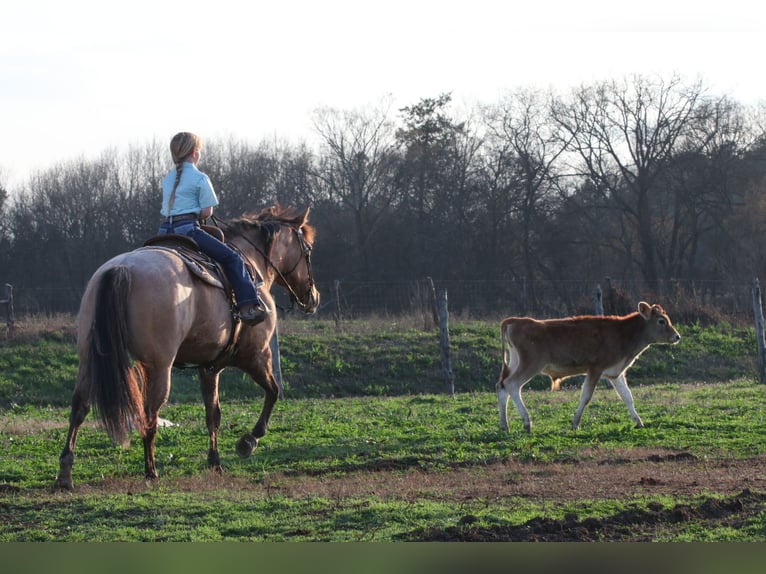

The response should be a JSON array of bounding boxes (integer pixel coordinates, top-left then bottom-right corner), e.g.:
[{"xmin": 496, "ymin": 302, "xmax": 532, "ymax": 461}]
[
  {"xmin": 311, "ymin": 277, "xmax": 758, "ymax": 325},
  {"xmin": 8, "ymin": 276, "xmax": 759, "ymax": 326}
]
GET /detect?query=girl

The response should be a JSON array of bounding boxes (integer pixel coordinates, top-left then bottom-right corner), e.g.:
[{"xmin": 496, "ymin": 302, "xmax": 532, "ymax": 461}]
[{"xmin": 158, "ymin": 131, "xmax": 268, "ymax": 325}]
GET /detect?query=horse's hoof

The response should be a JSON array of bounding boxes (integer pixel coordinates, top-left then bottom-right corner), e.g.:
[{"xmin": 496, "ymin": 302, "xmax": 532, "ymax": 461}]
[
  {"xmin": 53, "ymin": 478, "xmax": 74, "ymax": 492},
  {"xmin": 236, "ymin": 434, "xmax": 258, "ymax": 458},
  {"xmin": 207, "ymin": 451, "xmax": 221, "ymax": 469}
]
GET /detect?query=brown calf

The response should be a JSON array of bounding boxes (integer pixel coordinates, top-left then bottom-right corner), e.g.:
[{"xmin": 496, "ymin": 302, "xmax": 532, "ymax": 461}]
[{"xmin": 496, "ymin": 302, "xmax": 681, "ymax": 432}]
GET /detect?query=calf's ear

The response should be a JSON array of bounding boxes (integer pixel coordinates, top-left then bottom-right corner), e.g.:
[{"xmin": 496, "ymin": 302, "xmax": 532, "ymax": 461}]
[{"xmin": 638, "ymin": 301, "xmax": 652, "ymax": 320}]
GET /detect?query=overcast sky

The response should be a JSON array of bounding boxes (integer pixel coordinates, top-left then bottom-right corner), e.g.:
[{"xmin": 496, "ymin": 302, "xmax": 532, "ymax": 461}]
[{"xmin": 1, "ymin": 0, "xmax": 762, "ymax": 188}]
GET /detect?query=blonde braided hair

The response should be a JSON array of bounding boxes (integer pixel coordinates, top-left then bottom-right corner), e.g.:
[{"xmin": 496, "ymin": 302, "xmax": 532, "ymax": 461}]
[{"xmin": 166, "ymin": 132, "xmax": 202, "ymax": 214}]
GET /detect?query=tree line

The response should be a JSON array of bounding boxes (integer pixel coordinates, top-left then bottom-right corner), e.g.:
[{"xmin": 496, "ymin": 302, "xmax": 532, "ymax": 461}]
[{"xmin": 2, "ymin": 73, "xmax": 766, "ymax": 316}]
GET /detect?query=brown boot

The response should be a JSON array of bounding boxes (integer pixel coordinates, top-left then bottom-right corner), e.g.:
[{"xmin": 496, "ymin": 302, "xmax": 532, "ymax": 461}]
[{"xmin": 238, "ymin": 302, "xmax": 270, "ymax": 325}]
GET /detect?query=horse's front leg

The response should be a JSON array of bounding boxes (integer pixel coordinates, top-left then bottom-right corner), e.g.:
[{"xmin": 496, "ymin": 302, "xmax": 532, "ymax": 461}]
[
  {"xmin": 199, "ymin": 368, "xmax": 223, "ymax": 472},
  {"xmin": 236, "ymin": 371, "xmax": 280, "ymax": 458}
]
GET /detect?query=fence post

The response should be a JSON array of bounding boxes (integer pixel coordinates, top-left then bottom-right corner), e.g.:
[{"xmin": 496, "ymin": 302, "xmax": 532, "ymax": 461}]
[
  {"xmin": 333, "ymin": 279, "xmax": 342, "ymax": 331},
  {"xmin": 1, "ymin": 284, "xmax": 14, "ymax": 335},
  {"xmin": 436, "ymin": 289, "xmax": 455, "ymax": 396},
  {"xmin": 425, "ymin": 277, "xmax": 438, "ymax": 330},
  {"xmin": 520, "ymin": 276, "xmax": 527, "ymax": 315},
  {"xmin": 753, "ymin": 277, "xmax": 766, "ymax": 385},
  {"xmin": 594, "ymin": 283, "xmax": 604, "ymax": 315},
  {"xmin": 603, "ymin": 276, "xmax": 614, "ymax": 314}
]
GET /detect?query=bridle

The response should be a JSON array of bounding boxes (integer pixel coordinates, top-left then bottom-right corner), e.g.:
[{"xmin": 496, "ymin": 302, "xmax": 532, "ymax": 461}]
[
  {"xmin": 268, "ymin": 225, "xmax": 316, "ymax": 312},
  {"xmin": 216, "ymin": 216, "xmax": 316, "ymax": 312}
]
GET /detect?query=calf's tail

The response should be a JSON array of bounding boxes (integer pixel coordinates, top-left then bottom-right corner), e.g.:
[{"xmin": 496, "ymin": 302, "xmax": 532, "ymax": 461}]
[{"xmin": 499, "ymin": 321, "xmax": 512, "ymax": 381}]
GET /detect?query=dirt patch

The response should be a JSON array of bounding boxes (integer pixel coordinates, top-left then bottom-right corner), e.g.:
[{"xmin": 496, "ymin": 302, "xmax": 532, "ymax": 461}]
[
  {"xmin": 71, "ymin": 447, "xmax": 766, "ymax": 502},
  {"xmin": 49, "ymin": 447, "xmax": 766, "ymax": 541},
  {"xmin": 262, "ymin": 447, "xmax": 766, "ymax": 541},
  {"xmin": 260, "ymin": 448, "xmax": 766, "ymax": 503},
  {"xmin": 407, "ymin": 488, "xmax": 766, "ymax": 541}
]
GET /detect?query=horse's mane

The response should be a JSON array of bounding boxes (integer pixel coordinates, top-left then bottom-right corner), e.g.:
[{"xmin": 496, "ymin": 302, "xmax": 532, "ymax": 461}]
[{"xmin": 226, "ymin": 204, "xmax": 315, "ymax": 246}]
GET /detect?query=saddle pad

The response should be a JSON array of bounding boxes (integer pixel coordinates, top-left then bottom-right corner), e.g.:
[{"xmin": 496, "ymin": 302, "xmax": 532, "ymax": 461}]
[{"xmin": 136, "ymin": 244, "xmax": 224, "ymax": 290}]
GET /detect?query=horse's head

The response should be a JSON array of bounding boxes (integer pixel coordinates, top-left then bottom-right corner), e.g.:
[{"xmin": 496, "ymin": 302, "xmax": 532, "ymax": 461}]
[
  {"xmin": 233, "ymin": 205, "xmax": 320, "ymax": 314},
  {"xmin": 272, "ymin": 207, "xmax": 320, "ymax": 314}
]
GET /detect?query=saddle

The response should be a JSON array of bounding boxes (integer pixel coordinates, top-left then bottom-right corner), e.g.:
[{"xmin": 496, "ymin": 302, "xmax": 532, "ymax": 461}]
[
  {"xmin": 139, "ymin": 225, "xmax": 246, "ymax": 373},
  {"xmin": 142, "ymin": 236, "xmax": 226, "ymax": 290}
]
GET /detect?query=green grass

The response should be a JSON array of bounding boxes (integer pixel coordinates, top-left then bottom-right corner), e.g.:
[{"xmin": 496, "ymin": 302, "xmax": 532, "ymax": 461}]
[
  {"xmin": 1, "ymin": 382, "xmax": 766, "ymax": 540},
  {"xmin": 1, "ymin": 317, "xmax": 765, "ymax": 541},
  {"xmin": 0, "ymin": 320, "xmax": 757, "ymax": 407}
]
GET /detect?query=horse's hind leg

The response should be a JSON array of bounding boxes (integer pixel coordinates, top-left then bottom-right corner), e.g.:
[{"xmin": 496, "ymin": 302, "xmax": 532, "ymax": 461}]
[
  {"xmin": 141, "ymin": 366, "xmax": 171, "ymax": 480},
  {"xmin": 54, "ymin": 386, "xmax": 90, "ymax": 491},
  {"xmin": 236, "ymin": 370, "xmax": 280, "ymax": 458},
  {"xmin": 199, "ymin": 368, "xmax": 223, "ymax": 472}
]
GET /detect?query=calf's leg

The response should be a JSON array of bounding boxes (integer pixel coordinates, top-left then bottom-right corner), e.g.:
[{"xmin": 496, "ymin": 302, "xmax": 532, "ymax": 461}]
[
  {"xmin": 498, "ymin": 366, "xmax": 538, "ymax": 433},
  {"xmin": 496, "ymin": 378, "xmax": 512, "ymax": 431},
  {"xmin": 572, "ymin": 372, "xmax": 600, "ymax": 430},
  {"xmin": 497, "ymin": 342, "xmax": 537, "ymax": 432},
  {"xmin": 507, "ymin": 377, "xmax": 533, "ymax": 432},
  {"xmin": 609, "ymin": 374, "xmax": 644, "ymax": 428}
]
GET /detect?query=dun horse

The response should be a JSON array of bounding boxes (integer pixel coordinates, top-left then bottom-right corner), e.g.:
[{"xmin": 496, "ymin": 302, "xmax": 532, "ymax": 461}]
[{"xmin": 54, "ymin": 205, "xmax": 319, "ymax": 491}]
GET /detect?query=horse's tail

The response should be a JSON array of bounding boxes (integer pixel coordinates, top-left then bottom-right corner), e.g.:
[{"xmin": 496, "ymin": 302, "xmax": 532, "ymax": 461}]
[{"xmin": 86, "ymin": 265, "xmax": 146, "ymax": 446}]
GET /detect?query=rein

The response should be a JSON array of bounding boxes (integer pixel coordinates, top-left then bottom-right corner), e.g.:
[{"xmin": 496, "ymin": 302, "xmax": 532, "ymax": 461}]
[{"xmin": 211, "ymin": 215, "xmax": 315, "ymax": 312}]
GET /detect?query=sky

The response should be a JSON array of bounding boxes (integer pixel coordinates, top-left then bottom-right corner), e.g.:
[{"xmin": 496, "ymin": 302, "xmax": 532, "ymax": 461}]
[{"xmin": 1, "ymin": 0, "xmax": 763, "ymax": 189}]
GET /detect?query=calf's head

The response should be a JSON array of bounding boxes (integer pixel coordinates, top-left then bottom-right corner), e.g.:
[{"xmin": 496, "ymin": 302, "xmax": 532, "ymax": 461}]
[{"xmin": 638, "ymin": 301, "xmax": 681, "ymax": 345}]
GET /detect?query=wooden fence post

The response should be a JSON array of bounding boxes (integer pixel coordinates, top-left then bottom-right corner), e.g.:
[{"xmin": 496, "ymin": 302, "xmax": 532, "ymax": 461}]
[
  {"xmin": 594, "ymin": 283, "xmax": 604, "ymax": 316},
  {"xmin": 333, "ymin": 279, "xmax": 342, "ymax": 331},
  {"xmin": 424, "ymin": 276, "xmax": 438, "ymax": 330},
  {"xmin": 603, "ymin": 276, "xmax": 614, "ymax": 315},
  {"xmin": 520, "ymin": 276, "xmax": 527, "ymax": 315},
  {"xmin": 752, "ymin": 277, "xmax": 766, "ymax": 385},
  {"xmin": 1, "ymin": 283, "xmax": 14, "ymax": 335},
  {"xmin": 436, "ymin": 289, "xmax": 455, "ymax": 396}
]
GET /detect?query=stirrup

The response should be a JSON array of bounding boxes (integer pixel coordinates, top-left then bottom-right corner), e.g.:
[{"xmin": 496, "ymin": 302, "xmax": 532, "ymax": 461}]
[{"xmin": 237, "ymin": 303, "xmax": 270, "ymax": 325}]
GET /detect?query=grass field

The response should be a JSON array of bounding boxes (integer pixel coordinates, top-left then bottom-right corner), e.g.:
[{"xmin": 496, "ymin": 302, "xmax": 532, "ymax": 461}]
[{"xmin": 1, "ymin": 316, "xmax": 765, "ymax": 541}]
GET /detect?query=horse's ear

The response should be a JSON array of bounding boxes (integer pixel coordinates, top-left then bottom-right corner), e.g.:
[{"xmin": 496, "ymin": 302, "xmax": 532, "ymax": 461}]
[{"xmin": 298, "ymin": 206, "xmax": 310, "ymax": 224}]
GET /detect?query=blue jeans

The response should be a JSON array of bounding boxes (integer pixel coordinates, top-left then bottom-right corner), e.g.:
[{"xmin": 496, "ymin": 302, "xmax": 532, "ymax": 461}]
[{"xmin": 158, "ymin": 220, "xmax": 259, "ymax": 307}]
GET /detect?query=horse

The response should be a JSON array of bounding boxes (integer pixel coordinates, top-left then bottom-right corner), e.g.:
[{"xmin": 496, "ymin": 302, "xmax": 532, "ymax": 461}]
[{"xmin": 54, "ymin": 205, "xmax": 319, "ymax": 491}]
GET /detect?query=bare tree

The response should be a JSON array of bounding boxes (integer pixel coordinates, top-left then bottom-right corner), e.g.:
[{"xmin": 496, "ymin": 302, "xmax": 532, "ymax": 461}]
[
  {"xmin": 482, "ymin": 87, "xmax": 569, "ymax": 291},
  {"xmin": 396, "ymin": 93, "xmax": 484, "ymax": 278},
  {"xmin": 0, "ymin": 174, "xmax": 7, "ymax": 228},
  {"xmin": 551, "ymin": 74, "xmax": 710, "ymax": 287},
  {"xmin": 0, "ymin": 174, "xmax": 8, "ymax": 268},
  {"xmin": 659, "ymin": 96, "xmax": 752, "ymax": 280},
  {"xmin": 120, "ymin": 139, "xmax": 167, "ymax": 243},
  {"xmin": 714, "ymin": 105, "xmax": 766, "ymax": 281},
  {"xmin": 202, "ymin": 137, "xmax": 320, "ymax": 216},
  {"xmin": 258, "ymin": 140, "xmax": 318, "ymax": 210},
  {"xmin": 312, "ymin": 99, "xmax": 401, "ymax": 277},
  {"xmin": 8, "ymin": 152, "xmax": 127, "ymax": 291}
]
